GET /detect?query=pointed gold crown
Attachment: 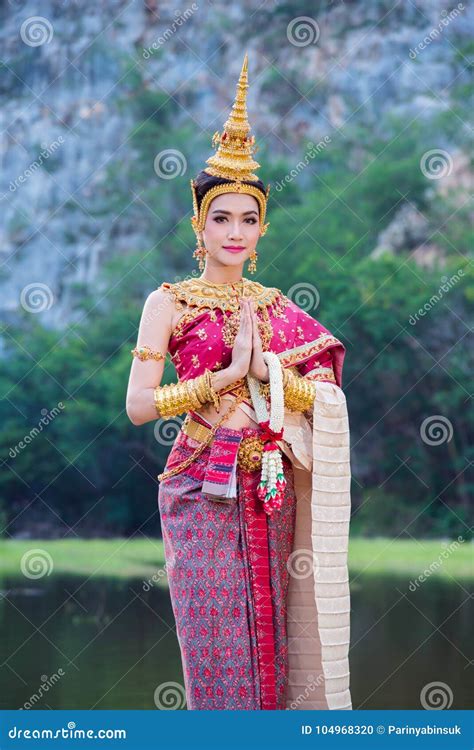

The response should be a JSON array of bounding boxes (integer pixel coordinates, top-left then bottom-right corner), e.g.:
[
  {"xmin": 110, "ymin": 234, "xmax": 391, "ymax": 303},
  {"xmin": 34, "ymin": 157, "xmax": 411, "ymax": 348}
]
[
  {"xmin": 190, "ymin": 52, "xmax": 270, "ymax": 236},
  {"xmin": 205, "ymin": 52, "xmax": 260, "ymax": 181}
]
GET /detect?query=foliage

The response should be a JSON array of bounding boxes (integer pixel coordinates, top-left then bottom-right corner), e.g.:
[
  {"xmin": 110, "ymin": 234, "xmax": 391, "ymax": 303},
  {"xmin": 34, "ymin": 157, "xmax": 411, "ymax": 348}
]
[{"xmin": 2, "ymin": 91, "xmax": 472, "ymax": 539}]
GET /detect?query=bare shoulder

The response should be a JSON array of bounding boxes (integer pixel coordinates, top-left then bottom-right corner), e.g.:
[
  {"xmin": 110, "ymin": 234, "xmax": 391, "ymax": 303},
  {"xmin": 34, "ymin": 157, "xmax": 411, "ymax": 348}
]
[
  {"xmin": 146, "ymin": 285, "xmax": 176, "ymax": 307},
  {"xmin": 141, "ymin": 286, "xmax": 176, "ymax": 332}
]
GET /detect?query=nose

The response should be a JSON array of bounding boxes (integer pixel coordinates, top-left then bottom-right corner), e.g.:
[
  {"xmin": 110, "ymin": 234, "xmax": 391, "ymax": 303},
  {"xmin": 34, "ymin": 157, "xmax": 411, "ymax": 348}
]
[{"xmin": 227, "ymin": 221, "xmax": 243, "ymax": 240}]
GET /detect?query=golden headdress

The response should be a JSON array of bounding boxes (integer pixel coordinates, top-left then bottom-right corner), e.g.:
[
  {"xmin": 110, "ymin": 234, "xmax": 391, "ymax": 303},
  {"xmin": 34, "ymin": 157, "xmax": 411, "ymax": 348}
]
[{"xmin": 190, "ymin": 52, "xmax": 270, "ymax": 237}]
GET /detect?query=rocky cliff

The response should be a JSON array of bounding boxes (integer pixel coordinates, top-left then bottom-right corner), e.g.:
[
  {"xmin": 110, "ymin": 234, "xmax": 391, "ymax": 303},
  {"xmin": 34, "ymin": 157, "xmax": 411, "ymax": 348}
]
[{"xmin": 1, "ymin": 0, "xmax": 472, "ymax": 327}]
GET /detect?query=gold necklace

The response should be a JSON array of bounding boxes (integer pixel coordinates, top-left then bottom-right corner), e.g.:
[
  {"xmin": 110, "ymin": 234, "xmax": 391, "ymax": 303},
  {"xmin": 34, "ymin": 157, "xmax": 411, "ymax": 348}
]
[
  {"xmin": 199, "ymin": 277, "xmax": 245, "ymax": 293},
  {"xmin": 162, "ymin": 276, "xmax": 284, "ymax": 349},
  {"xmin": 225, "ymin": 280, "xmax": 246, "ymax": 346},
  {"xmin": 162, "ymin": 277, "xmax": 282, "ymax": 313},
  {"xmin": 198, "ymin": 277, "xmax": 247, "ymax": 346}
]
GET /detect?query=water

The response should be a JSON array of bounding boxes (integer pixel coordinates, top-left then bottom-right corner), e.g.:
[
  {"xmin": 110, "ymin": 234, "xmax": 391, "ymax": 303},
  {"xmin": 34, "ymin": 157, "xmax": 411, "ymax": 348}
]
[
  {"xmin": 350, "ymin": 574, "xmax": 473, "ymax": 709},
  {"xmin": 0, "ymin": 577, "xmax": 182, "ymax": 710},
  {"xmin": 0, "ymin": 574, "xmax": 471, "ymax": 709}
]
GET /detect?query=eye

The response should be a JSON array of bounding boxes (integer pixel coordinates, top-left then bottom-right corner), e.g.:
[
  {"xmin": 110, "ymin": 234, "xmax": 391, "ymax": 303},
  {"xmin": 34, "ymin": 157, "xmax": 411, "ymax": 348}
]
[{"xmin": 213, "ymin": 216, "xmax": 257, "ymax": 223}]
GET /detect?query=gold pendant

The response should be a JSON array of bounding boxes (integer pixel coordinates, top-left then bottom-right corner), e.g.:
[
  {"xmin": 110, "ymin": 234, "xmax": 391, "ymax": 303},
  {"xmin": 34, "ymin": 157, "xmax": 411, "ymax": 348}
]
[{"xmin": 222, "ymin": 309, "xmax": 241, "ymax": 347}]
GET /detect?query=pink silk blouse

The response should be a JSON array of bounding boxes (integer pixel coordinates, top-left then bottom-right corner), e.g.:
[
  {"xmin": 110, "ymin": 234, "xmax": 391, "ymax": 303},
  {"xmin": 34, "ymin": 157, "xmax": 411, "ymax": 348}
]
[{"xmin": 162, "ymin": 280, "xmax": 346, "ymax": 395}]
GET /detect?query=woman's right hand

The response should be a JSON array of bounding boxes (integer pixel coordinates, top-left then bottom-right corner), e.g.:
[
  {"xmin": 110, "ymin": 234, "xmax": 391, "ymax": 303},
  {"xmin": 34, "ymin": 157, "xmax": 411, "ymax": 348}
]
[{"xmin": 228, "ymin": 298, "xmax": 253, "ymax": 380}]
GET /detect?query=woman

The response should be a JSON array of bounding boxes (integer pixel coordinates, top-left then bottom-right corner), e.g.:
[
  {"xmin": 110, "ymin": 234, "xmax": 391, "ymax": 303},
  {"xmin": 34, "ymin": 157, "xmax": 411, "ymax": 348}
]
[{"xmin": 126, "ymin": 54, "xmax": 352, "ymax": 711}]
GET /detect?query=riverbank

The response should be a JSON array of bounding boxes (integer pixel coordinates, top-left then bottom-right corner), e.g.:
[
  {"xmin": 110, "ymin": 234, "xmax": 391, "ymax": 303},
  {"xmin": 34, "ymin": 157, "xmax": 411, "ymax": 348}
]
[{"xmin": 0, "ymin": 537, "xmax": 471, "ymax": 580}]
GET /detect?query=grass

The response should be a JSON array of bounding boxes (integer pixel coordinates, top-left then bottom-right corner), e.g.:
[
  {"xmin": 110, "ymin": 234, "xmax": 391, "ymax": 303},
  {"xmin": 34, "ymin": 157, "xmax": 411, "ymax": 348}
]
[
  {"xmin": 0, "ymin": 538, "xmax": 166, "ymax": 582},
  {"xmin": 0, "ymin": 537, "xmax": 471, "ymax": 581},
  {"xmin": 349, "ymin": 537, "xmax": 472, "ymax": 580}
]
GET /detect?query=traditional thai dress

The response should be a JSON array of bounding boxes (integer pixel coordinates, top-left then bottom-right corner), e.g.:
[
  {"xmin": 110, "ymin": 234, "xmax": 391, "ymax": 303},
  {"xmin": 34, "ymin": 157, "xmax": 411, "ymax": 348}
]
[{"xmin": 157, "ymin": 277, "xmax": 352, "ymax": 710}]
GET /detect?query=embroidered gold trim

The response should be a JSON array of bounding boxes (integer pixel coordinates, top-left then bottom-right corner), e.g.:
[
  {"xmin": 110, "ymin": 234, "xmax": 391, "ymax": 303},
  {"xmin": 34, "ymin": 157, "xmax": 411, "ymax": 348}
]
[
  {"xmin": 160, "ymin": 277, "xmax": 285, "ymax": 314},
  {"xmin": 277, "ymin": 333, "xmax": 342, "ymax": 369},
  {"xmin": 220, "ymin": 378, "xmax": 251, "ymax": 400},
  {"xmin": 162, "ymin": 277, "xmax": 288, "ymax": 351},
  {"xmin": 305, "ymin": 365, "xmax": 336, "ymax": 383}
]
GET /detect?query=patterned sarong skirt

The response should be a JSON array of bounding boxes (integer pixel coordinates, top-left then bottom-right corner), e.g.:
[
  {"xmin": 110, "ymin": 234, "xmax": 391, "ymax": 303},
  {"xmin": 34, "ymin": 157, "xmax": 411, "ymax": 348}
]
[{"xmin": 158, "ymin": 422, "xmax": 297, "ymax": 710}]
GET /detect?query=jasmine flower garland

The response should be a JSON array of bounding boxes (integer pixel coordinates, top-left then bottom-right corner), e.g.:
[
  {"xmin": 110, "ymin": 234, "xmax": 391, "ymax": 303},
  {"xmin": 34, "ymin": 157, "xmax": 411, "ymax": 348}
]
[{"xmin": 246, "ymin": 352, "xmax": 287, "ymax": 515}]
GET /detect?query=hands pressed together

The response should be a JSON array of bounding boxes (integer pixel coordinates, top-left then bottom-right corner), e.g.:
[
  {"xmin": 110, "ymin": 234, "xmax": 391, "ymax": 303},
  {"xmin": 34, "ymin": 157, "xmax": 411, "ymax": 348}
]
[{"xmin": 230, "ymin": 297, "xmax": 270, "ymax": 383}]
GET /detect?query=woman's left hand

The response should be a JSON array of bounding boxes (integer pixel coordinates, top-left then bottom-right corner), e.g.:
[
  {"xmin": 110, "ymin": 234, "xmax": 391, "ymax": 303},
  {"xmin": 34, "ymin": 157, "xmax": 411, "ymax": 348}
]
[{"xmin": 247, "ymin": 298, "xmax": 270, "ymax": 382}]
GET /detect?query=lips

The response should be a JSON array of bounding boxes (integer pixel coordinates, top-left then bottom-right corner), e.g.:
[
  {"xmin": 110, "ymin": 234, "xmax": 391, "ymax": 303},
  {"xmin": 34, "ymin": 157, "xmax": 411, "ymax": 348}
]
[{"xmin": 223, "ymin": 245, "xmax": 245, "ymax": 253}]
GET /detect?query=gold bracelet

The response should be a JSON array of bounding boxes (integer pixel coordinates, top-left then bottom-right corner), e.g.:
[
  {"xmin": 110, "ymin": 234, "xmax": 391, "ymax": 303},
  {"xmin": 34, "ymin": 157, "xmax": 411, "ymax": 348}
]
[
  {"xmin": 205, "ymin": 370, "xmax": 221, "ymax": 412},
  {"xmin": 282, "ymin": 368, "xmax": 316, "ymax": 412},
  {"xmin": 154, "ymin": 379, "xmax": 202, "ymax": 418},
  {"xmin": 183, "ymin": 380, "xmax": 202, "ymax": 411},
  {"xmin": 194, "ymin": 372, "xmax": 209, "ymax": 406},
  {"xmin": 131, "ymin": 345, "xmax": 166, "ymax": 362},
  {"xmin": 153, "ymin": 368, "xmax": 227, "ymax": 420},
  {"xmin": 187, "ymin": 377, "xmax": 203, "ymax": 410}
]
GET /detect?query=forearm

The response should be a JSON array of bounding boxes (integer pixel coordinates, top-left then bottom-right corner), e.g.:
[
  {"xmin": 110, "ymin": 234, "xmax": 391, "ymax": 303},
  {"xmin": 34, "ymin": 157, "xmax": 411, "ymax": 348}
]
[
  {"xmin": 126, "ymin": 386, "xmax": 159, "ymax": 426},
  {"xmin": 211, "ymin": 366, "xmax": 242, "ymax": 392},
  {"xmin": 127, "ymin": 366, "xmax": 240, "ymax": 425}
]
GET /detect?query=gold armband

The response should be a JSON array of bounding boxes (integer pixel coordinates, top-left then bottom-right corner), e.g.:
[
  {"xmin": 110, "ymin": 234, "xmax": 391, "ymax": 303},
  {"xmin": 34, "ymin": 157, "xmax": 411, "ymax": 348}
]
[
  {"xmin": 282, "ymin": 367, "xmax": 316, "ymax": 413},
  {"xmin": 131, "ymin": 345, "xmax": 166, "ymax": 362},
  {"xmin": 153, "ymin": 369, "xmax": 221, "ymax": 419}
]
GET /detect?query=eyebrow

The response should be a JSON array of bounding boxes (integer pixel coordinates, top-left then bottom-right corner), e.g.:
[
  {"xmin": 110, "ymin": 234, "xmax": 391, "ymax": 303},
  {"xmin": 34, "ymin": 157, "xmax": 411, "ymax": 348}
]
[{"xmin": 211, "ymin": 209, "xmax": 258, "ymax": 216}]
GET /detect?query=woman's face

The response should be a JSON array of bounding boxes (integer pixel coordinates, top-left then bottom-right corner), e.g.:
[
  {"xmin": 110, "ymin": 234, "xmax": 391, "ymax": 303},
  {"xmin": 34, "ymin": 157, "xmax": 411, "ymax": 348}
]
[{"xmin": 200, "ymin": 192, "xmax": 261, "ymax": 269}]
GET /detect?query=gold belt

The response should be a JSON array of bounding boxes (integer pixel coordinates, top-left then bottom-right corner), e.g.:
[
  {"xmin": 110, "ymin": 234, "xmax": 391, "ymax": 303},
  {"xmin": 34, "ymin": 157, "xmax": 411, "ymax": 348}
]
[{"xmin": 182, "ymin": 416, "xmax": 264, "ymax": 472}]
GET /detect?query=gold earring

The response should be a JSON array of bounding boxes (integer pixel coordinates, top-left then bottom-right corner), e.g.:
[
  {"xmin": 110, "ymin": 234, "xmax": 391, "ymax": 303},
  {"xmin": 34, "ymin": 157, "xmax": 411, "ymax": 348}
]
[
  {"xmin": 193, "ymin": 235, "xmax": 206, "ymax": 272},
  {"xmin": 248, "ymin": 249, "xmax": 258, "ymax": 274}
]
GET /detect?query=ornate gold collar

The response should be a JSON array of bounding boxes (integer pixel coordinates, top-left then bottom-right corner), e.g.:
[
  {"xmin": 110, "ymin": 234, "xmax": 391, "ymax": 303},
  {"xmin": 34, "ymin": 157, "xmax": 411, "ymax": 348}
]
[{"xmin": 161, "ymin": 276, "xmax": 284, "ymax": 313}]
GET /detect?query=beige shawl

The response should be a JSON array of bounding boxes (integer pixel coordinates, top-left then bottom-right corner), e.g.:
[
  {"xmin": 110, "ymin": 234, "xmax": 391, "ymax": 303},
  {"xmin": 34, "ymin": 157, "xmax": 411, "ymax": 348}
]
[{"xmin": 225, "ymin": 379, "xmax": 352, "ymax": 710}]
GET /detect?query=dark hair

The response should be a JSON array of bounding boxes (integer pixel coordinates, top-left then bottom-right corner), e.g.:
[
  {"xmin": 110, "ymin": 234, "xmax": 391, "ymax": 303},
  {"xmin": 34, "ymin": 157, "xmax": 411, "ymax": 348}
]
[{"xmin": 193, "ymin": 170, "xmax": 267, "ymax": 215}]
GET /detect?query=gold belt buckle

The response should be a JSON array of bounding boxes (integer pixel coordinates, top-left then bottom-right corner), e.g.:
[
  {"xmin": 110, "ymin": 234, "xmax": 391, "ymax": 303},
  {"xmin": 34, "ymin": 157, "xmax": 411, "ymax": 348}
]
[
  {"xmin": 182, "ymin": 417, "xmax": 264, "ymax": 472},
  {"xmin": 237, "ymin": 436, "xmax": 264, "ymax": 472},
  {"xmin": 181, "ymin": 416, "xmax": 212, "ymax": 444}
]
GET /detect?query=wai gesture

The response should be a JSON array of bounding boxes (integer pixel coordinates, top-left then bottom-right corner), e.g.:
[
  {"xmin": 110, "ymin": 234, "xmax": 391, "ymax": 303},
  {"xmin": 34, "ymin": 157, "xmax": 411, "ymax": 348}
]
[{"xmin": 230, "ymin": 298, "xmax": 270, "ymax": 382}]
